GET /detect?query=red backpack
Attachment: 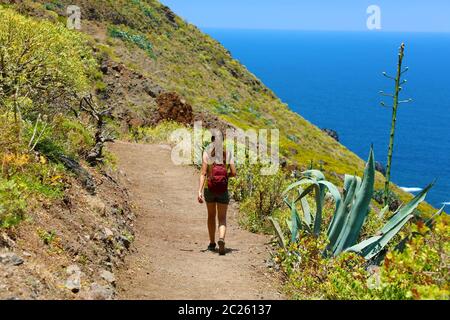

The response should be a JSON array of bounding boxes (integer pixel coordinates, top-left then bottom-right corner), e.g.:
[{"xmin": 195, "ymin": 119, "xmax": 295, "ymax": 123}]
[{"xmin": 208, "ymin": 163, "xmax": 228, "ymax": 194}]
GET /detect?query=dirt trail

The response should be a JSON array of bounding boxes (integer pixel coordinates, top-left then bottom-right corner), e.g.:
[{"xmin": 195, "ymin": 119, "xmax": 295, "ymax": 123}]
[{"xmin": 110, "ymin": 141, "xmax": 284, "ymax": 300}]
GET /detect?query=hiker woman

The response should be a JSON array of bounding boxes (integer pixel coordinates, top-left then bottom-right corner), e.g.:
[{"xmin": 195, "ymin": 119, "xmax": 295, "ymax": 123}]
[{"xmin": 197, "ymin": 135, "xmax": 236, "ymax": 255}]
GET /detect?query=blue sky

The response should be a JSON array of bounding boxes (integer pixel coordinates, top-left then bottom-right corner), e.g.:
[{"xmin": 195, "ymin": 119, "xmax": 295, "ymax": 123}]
[{"xmin": 160, "ymin": 0, "xmax": 450, "ymax": 32}]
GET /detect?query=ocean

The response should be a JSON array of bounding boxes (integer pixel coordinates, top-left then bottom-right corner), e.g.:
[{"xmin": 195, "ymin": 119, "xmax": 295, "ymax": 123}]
[{"xmin": 204, "ymin": 29, "xmax": 450, "ymax": 208}]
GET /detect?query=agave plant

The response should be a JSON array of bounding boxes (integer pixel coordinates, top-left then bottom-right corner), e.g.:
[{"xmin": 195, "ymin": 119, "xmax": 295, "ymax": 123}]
[{"xmin": 269, "ymin": 147, "xmax": 434, "ymax": 260}]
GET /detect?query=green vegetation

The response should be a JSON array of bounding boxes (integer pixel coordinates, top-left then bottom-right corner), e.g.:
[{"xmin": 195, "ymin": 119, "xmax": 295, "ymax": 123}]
[
  {"xmin": 108, "ymin": 26, "xmax": 156, "ymax": 59},
  {"xmin": 0, "ymin": 178, "xmax": 27, "ymax": 228},
  {"xmin": 229, "ymin": 162, "xmax": 289, "ymax": 233},
  {"xmin": 271, "ymin": 147, "xmax": 433, "ymax": 260},
  {"xmin": 0, "ymin": 8, "xmax": 97, "ymax": 228},
  {"xmin": 128, "ymin": 120, "xmax": 189, "ymax": 143},
  {"xmin": 263, "ymin": 148, "xmax": 448, "ymax": 299},
  {"xmin": 7, "ymin": 0, "xmax": 433, "ymax": 212},
  {"xmin": 1, "ymin": 0, "xmax": 447, "ymax": 300},
  {"xmin": 278, "ymin": 214, "xmax": 449, "ymax": 300}
]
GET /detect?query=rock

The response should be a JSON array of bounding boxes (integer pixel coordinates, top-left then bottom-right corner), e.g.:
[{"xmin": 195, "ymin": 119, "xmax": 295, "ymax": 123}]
[
  {"xmin": 52, "ymin": 154, "xmax": 96, "ymax": 195},
  {"xmin": 156, "ymin": 92, "xmax": 194, "ymax": 125},
  {"xmin": 1, "ymin": 233, "xmax": 16, "ymax": 248},
  {"xmin": 111, "ymin": 63, "xmax": 123, "ymax": 73},
  {"xmin": 103, "ymin": 227, "xmax": 114, "ymax": 241},
  {"xmin": 88, "ymin": 197, "xmax": 107, "ymax": 216},
  {"xmin": 99, "ymin": 269, "xmax": 116, "ymax": 285},
  {"xmin": 0, "ymin": 252, "xmax": 24, "ymax": 266},
  {"xmin": 375, "ymin": 161, "xmax": 386, "ymax": 176},
  {"xmin": 100, "ymin": 64, "xmax": 108, "ymax": 74},
  {"xmin": 389, "ymin": 199, "xmax": 402, "ymax": 212},
  {"xmin": 321, "ymin": 128, "xmax": 340, "ymax": 142},
  {"xmin": 65, "ymin": 264, "xmax": 82, "ymax": 293},
  {"xmin": 143, "ymin": 82, "xmax": 163, "ymax": 98},
  {"xmin": 119, "ymin": 235, "xmax": 131, "ymax": 249},
  {"xmin": 161, "ymin": 5, "xmax": 177, "ymax": 26},
  {"xmin": 65, "ymin": 274, "xmax": 81, "ymax": 293},
  {"xmin": 88, "ymin": 283, "xmax": 114, "ymax": 300},
  {"xmin": 66, "ymin": 264, "xmax": 81, "ymax": 275}
]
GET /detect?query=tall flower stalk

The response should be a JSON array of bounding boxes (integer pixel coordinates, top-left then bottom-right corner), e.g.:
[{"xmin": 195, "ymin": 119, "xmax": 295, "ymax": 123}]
[{"xmin": 380, "ymin": 43, "xmax": 412, "ymax": 205}]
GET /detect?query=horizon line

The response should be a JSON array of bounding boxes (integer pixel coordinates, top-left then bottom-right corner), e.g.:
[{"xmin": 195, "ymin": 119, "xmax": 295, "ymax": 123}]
[{"xmin": 199, "ymin": 26, "xmax": 450, "ymax": 34}]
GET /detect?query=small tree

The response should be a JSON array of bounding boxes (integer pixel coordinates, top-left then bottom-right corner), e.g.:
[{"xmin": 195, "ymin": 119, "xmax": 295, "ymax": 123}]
[
  {"xmin": 0, "ymin": 8, "xmax": 96, "ymax": 140},
  {"xmin": 379, "ymin": 43, "xmax": 412, "ymax": 206}
]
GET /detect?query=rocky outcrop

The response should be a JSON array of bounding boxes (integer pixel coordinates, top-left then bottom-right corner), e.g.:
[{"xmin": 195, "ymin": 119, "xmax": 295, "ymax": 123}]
[
  {"xmin": 375, "ymin": 161, "xmax": 386, "ymax": 176},
  {"xmin": 322, "ymin": 128, "xmax": 340, "ymax": 142},
  {"xmin": 156, "ymin": 92, "xmax": 194, "ymax": 125}
]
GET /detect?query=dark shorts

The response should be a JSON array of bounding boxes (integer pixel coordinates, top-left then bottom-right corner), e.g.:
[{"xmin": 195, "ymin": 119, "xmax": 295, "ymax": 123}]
[{"xmin": 204, "ymin": 188, "xmax": 230, "ymax": 204}]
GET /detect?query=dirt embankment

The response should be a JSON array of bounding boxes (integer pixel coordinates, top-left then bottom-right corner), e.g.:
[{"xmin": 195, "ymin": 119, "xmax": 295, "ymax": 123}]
[{"xmin": 0, "ymin": 160, "xmax": 134, "ymax": 300}]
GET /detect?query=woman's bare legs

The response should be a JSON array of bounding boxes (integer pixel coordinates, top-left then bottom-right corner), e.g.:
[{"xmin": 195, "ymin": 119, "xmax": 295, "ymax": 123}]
[
  {"xmin": 217, "ymin": 203, "xmax": 228, "ymax": 240},
  {"xmin": 206, "ymin": 202, "xmax": 217, "ymax": 244}
]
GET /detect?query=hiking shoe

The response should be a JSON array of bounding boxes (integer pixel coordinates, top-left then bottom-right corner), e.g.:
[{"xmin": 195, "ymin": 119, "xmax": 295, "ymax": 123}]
[
  {"xmin": 218, "ymin": 239, "xmax": 226, "ymax": 255},
  {"xmin": 207, "ymin": 243, "xmax": 216, "ymax": 251}
]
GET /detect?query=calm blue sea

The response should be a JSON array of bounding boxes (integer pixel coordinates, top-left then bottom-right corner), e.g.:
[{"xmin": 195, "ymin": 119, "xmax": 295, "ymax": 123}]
[{"xmin": 205, "ymin": 29, "xmax": 450, "ymax": 208}]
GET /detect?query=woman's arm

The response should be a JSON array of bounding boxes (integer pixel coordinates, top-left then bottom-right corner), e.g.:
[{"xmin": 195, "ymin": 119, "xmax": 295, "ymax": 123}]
[{"xmin": 198, "ymin": 152, "xmax": 208, "ymax": 203}]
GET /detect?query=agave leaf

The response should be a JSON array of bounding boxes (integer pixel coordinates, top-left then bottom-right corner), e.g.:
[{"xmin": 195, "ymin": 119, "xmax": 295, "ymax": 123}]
[
  {"xmin": 303, "ymin": 170, "xmax": 325, "ymax": 181},
  {"xmin": 318, "ymin": 181, "xmax": 342, "ymax": 210},
  {"xmin": 298, "ymin": 187, "xmax": 312, "ymax": 227},
  {"xmin": 342, "ymin": 175, "xmax": 358, "ymax": 203},
  {"xmin": 313, "ymin": 183, "xmax": 323, "ymax": 236},
  {"xmin": 268, "ymin": 217, "xmax": 286, "ymax": 249},
  {"xmin": 327, "ymin": 178, "xmax": 358, "ymax": 255},
  {"xmin": 283, "ymin": 197, "xmax": 292, "ymax": 209},
  {"xmin": 378, "ymin": 205, "xmax": 389, "ymax": 219},
  {"xmin": 333, "ymin": 147, "xmax": 375, "ymax": 255},
  {"xmin": 343, "ymin": 174, "xmax": 354, "ymax": 194},
  {"xmin": 355, "ymin": 176, "xmax": 362, "ymax": 193},
  {"xmin": 345, "ymin": 235, "xmax": 383, "ymax": 255},
  {"xmin": 282, "ymin": 179, "xmax": 314, "ymax": 197},
  {"xmin": 347, "ymin": 184, "xmax": 432, "ymax": 260},
  {"xmin": 284, "ymin": 179, "xmax": 319, "ymax": 232},
  {"xmin": 380, "ymin": 183, "xmax": 433, "ymax": 234},
  {"xmin": 285, "ymin": 218, "xmax": 293, "ymax": 234},
  {"xmin": 297, "ymin": 183, "xmax": 316, "ymax": 201},
  {"xmin": 302, "ymin": 219, "xmax": 313, "ymax": 234},
  {"xmin": 361, "ymin": 212, "xmax": 416, "ymax": 260},
  {"xmin": 290, "ymin": 201, "xmax": 299, "ymax": 242},
  {"xmin": 425, "ymin": 205, "xmax": 446, "ymax": 229}
]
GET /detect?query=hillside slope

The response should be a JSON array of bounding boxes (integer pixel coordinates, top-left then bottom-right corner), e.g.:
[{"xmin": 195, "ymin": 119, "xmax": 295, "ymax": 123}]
[{"xmin": 1, "ymin": 1, "xmax": 434, "ymax": 206}]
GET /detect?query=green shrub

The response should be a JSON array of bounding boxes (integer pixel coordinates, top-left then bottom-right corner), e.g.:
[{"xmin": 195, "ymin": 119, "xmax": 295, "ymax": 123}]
[
  {"xmin": 230, "ymin": 162, "xmax": 289, "ymax": 233},
  {"xmin": 38, "ymin": 229, "xmax": 57, "ymax": 245},
  {"xmin": 0, "ymin": 8, "xmax": 96, "ymax": 116},
  {"xmin": 23, "ymin": 115, "xmax": 95, "ymax": 160},
  {"xmin": 130, "ymin": 121, "xmax": 189, "ymax": 144},
  {"xmin": 373, "ymin": 188, "xmax": 401, "ymax": 211},
  {"xmin": 108, "ymin": 25, "xmax": 156, "ymax": 59},
  {"xmin": 374, "ymin": 217, "xmax": 449, "ymax": 299},
  {"xmin": 0, "ymin": 178, "xmax": 27, "ymax": 228}
]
